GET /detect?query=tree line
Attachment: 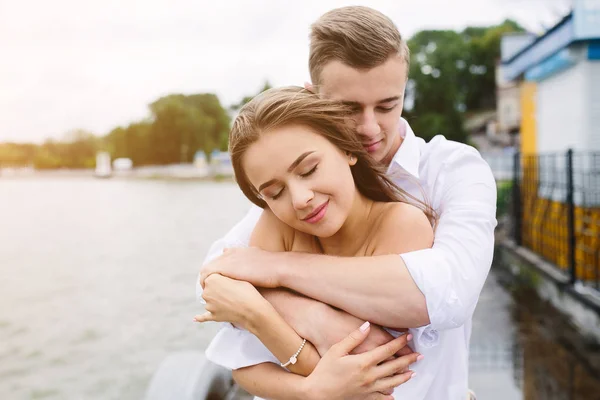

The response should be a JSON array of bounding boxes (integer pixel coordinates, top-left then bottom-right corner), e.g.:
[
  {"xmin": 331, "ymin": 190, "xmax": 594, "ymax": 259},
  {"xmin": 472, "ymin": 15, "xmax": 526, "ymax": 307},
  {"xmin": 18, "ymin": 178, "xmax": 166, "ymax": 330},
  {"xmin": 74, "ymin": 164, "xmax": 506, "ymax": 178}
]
[{"xmin": 0, "ymin": 20, "xmax": 523, "ymax": 170}]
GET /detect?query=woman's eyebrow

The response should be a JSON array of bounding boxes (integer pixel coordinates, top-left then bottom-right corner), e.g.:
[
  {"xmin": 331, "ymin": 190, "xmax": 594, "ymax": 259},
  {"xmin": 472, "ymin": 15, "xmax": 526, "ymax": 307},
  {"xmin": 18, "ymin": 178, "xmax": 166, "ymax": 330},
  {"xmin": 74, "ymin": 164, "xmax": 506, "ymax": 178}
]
[{"xmin": 258, "ymin": 151, "xmax": 315, "ymax": 192}]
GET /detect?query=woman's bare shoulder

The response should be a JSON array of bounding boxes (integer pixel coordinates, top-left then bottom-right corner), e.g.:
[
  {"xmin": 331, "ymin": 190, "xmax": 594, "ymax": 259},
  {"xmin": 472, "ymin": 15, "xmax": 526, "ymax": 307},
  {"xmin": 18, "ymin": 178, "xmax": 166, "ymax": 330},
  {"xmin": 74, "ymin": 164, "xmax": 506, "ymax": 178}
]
[
  {"xmin": 370, "ymin": 202, "xmax": 434, "ymax": 255},
  {"xmin": 249, "ymin": 209, "xmax": 294, "ymax": 252},
  {"xmin": 249, "ymin": 209, "xmax": 320, "ymax": 254}
]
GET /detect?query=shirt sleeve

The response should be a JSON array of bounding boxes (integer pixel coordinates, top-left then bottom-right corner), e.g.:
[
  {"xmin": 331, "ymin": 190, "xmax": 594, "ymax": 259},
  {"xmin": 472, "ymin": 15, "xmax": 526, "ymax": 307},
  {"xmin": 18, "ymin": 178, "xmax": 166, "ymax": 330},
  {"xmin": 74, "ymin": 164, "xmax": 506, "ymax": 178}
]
[
  {"xmin": 402, "ymin": 143, "xmax": 497, "ymax": 333},
  {"xmin": 205, "ymin": 324, "xmax": 280, "ymax": 370}
]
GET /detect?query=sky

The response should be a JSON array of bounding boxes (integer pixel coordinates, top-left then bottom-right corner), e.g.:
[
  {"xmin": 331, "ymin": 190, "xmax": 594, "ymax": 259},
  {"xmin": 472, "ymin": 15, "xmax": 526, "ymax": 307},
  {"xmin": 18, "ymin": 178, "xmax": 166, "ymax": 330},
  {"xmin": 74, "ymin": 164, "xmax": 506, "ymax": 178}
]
[{"xmin": 0, "ymin": 0, "xmax": 572, "ymax": 143}]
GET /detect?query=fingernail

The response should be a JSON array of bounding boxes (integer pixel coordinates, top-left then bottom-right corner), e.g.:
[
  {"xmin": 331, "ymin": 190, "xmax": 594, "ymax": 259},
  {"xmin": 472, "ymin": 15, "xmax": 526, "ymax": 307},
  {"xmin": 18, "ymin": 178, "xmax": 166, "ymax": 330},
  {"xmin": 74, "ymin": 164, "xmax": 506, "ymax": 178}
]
[
  {"xmin": 411, "ymin": 372, "xmax": 417, "ymax": 378},
  {"xmin": 359, "ymin": 321, "xmax": 370, "ymax": 332},
  {"xmin": 417, "ymin": 355, "xmax": 425, "ymax": 361},
  {"xmin": 406, "ymin": 334, "xmax": 413, "ymax": 341}
]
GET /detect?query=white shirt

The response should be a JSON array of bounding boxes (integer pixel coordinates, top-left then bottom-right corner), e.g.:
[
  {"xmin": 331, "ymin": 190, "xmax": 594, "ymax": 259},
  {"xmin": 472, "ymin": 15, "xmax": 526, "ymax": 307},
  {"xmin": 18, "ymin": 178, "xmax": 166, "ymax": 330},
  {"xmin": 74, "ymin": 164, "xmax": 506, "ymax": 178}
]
[{"xmin": 198, "ymin": 118, "xmax": 497, "ymax": 400}]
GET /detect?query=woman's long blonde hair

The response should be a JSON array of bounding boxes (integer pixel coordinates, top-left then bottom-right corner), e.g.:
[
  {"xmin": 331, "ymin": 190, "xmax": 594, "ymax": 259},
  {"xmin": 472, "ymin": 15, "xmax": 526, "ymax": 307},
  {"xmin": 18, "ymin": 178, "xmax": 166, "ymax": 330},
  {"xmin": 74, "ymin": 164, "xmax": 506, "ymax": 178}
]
[{"xmin": 229, "ymin": 86, "xmax": 436, "ymax": 224}]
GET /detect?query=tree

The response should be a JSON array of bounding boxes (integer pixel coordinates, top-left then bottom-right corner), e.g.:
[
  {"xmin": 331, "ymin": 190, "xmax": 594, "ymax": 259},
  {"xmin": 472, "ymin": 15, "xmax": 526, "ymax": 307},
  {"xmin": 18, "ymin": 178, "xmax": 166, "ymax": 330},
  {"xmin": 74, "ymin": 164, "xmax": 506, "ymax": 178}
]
[
  {"xmin": 462, "ymin": 19, "xmax": 525, "ymax": 110},
  {"xmin": 406, "ymin": 30, "xmax": 468, "ymax": 142},
  {"xmin": 230, "ymin": 81, "xmax": 272, "ymax": 112},
  {"xmin": 147, "ymin": 93, "xmax": 230, "ymax": 163},
  {"xmin": 404, "ymin": 20, "xmax": 525, "ymax": 143}
]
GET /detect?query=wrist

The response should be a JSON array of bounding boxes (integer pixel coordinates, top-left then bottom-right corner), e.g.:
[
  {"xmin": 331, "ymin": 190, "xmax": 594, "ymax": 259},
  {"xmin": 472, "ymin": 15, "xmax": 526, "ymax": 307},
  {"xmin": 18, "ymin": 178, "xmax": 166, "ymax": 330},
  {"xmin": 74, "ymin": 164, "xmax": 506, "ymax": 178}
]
[
  {"xmin": 270, "ymin": 251, "xmax": 289, "ymax": 287},
  {"xmin": 299, "ymin": 376, "xmax": 321, "ymax": 400},
  {"xmin": 245, "ymin": 298, "xmax": 277, "ymax": 335}
]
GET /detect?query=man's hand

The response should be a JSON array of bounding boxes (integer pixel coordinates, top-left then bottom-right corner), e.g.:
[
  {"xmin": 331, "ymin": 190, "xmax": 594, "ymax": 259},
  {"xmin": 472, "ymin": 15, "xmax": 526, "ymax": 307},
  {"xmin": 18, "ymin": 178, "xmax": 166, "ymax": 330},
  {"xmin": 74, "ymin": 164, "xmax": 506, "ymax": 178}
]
[{"xmin": 199, "ymin": 247, "xmax": 281, "ymax": 289}]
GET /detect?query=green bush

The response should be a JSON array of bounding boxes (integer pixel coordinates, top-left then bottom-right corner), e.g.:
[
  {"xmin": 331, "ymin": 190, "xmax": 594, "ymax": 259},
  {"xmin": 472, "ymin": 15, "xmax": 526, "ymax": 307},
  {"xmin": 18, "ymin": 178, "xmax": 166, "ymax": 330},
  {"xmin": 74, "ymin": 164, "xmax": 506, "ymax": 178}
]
[{"xmin": 496, "ymin": 181, "xmax": 512, "ymax": 217}]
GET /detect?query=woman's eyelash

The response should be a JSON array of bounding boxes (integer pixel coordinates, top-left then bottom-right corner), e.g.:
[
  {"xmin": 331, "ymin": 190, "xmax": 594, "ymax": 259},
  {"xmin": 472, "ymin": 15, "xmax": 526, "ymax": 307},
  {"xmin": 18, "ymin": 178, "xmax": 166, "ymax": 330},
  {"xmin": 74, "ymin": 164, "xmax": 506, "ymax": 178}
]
[
  {"xmin": 300, "ymin": 165, "xmax": 318, "ymax": 178},
  {"xmin": 268, "ymin": 165, "xmax": 318, "ymax": 200},
  {"xmin": 271, "ymin": 190, "xmax": 284, "ymax": 200}
]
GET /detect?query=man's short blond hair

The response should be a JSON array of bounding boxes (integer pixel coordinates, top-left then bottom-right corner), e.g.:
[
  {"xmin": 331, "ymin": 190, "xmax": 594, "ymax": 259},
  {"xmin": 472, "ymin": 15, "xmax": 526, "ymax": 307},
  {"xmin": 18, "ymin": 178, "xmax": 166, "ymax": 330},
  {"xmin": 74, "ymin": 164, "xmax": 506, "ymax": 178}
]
[{"xmin": 309, "ymin": 6, "xmax": 410, "ymax": 85}]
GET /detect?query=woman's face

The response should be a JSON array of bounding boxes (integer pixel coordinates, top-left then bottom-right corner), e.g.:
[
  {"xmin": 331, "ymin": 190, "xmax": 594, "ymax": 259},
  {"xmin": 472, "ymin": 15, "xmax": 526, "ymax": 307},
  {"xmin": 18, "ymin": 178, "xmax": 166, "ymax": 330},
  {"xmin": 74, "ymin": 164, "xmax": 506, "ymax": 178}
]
[{"xmin": 242, "ymin": 124, "xmax": 357, "ymax": 238}]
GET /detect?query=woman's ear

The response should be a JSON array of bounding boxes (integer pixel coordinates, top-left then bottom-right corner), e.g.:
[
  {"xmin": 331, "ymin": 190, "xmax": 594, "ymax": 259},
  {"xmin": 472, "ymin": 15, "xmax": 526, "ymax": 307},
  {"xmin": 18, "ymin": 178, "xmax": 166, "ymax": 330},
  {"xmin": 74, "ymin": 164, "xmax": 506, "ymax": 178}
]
[{"xmin": 348, "ymin": 153, "xmax": 357, "ymax": 166}]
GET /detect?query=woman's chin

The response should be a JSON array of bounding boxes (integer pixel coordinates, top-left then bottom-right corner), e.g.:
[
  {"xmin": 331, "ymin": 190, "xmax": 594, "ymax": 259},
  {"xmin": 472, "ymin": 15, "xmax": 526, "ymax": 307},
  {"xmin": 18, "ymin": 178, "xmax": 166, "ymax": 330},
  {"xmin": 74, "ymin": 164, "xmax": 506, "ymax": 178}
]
[{"xmin": 309, "ymin": 223, "xmax": 342, "ymax": 239}]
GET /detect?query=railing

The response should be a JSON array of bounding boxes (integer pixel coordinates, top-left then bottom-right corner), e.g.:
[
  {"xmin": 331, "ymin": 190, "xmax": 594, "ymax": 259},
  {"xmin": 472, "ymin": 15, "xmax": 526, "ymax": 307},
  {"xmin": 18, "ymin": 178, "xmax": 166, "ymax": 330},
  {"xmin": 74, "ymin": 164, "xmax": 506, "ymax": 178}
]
[{"xmin": 510, "ymin": 150, "xmax": 600, "ymax": 292}]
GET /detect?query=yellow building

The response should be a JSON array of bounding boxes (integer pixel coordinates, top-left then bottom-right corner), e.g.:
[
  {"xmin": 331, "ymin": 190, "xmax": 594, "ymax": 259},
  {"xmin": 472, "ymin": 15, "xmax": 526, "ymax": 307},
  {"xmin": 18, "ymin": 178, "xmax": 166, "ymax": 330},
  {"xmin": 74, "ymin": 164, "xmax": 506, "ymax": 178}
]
[{"xmin": 501, "ymin": 1, "xmax": 600, "ymax": 281}]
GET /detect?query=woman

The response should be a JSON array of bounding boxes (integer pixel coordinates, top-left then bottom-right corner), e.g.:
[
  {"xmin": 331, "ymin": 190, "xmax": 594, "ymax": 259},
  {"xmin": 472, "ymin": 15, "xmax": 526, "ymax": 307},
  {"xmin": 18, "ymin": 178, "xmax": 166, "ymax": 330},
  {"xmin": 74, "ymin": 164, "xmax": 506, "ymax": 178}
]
[{"xmin": 196, "ymin": 86, "xmax": 435, "ymax": 399}]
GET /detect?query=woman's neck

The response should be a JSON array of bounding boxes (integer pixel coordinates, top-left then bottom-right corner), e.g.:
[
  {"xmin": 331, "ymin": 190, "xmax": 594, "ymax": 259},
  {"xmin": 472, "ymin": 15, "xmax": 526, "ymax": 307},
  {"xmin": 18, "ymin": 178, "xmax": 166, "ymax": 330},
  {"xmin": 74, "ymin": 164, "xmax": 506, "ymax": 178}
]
[{"xmin": 317, "ymin": 191, "xmax": 377, "ymax": 257}]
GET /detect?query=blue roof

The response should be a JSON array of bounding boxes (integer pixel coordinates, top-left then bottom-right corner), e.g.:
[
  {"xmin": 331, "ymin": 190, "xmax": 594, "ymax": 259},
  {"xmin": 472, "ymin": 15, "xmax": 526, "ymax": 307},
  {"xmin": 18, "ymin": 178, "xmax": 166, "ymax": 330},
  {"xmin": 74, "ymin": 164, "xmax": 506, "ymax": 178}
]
[{"xmin": 502, "ymin": 1, "xmax": 600, "ymax": 81}]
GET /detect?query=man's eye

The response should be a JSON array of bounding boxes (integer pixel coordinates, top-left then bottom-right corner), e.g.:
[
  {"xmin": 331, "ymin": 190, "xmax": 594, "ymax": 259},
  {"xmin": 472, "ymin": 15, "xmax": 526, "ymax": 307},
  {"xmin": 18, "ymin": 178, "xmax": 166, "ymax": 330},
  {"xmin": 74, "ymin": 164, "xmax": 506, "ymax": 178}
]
[{"xmin": 377, "ymin": 105, "xmax": 396, "ymax": 113}]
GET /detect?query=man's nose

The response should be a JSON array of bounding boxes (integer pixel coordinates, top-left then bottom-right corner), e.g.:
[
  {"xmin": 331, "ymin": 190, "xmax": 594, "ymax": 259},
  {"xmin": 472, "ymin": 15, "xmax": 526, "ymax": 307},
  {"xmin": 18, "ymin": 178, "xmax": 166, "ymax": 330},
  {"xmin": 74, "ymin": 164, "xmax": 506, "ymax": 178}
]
[{"xmin": 356, "ymin": 109, "xmax": 381, "ymax": 140}]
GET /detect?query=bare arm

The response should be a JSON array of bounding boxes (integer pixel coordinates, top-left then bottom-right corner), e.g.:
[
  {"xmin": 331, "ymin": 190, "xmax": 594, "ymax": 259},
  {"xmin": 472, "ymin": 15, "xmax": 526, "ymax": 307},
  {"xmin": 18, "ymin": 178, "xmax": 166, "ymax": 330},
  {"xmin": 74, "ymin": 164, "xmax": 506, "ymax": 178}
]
[
  {"xmin": 200, "ymin": 204, "xmax": 433, "ymax": 328},
  {"xmin": 289, "ymin": 205, "xmax": 432, "ymax": 328},
  {"xmin": 232, "ymin": 324, "xmax": 418, "ymax": 400},
  {"xmin": 198, "ymin": 211, "xmax": 322, "ymax": 376},
  {"xmin": 233, "ymin": 363, "xmax": 309, "ymax": 400},
  {"xmin": 268, "ymin": 204, "xmax": 433, "ymax": 328},
  {"xmin": 278, "ymin": 253, "xmax": 427, "ymax": 328},
  {"xmin": 259, "ymin": 287, "xmax": 407, "ymax": 357},
  {"xmin": 244, "ymin": 295, "xmax": 320, "ymax": 376},
  {"xmin": 243, "ymin": 211, "xmax": 322, "ymax": 376}
]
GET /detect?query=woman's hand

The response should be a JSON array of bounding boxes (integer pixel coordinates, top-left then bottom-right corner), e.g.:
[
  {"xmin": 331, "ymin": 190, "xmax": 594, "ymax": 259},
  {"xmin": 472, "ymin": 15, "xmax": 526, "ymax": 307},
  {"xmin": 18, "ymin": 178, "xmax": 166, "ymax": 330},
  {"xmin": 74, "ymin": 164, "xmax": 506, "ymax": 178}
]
[
  {"xmin": 303, "ymin": 322, "xmax": 420, "ymax": 400},
  {"xmin": 194, "ymin": 274, "xmax": 267, "ymax": 331}
]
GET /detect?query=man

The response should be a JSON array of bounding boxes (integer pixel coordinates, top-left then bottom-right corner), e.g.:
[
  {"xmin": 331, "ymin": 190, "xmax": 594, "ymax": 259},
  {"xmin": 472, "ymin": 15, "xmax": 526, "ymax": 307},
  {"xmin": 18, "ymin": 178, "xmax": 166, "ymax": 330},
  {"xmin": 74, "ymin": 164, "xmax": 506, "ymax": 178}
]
[{"xmin": 198, "ymin": 6, "xmax": 496, "ymax": 399}]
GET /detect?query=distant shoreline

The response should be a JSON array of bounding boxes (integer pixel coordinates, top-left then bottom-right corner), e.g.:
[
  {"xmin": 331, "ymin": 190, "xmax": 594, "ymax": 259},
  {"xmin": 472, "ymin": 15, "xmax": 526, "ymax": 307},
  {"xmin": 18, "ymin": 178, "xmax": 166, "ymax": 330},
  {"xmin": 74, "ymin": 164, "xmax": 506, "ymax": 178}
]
[{"xmin": 0, "ymin": 167, "xmax": 235, "ymax": 182}]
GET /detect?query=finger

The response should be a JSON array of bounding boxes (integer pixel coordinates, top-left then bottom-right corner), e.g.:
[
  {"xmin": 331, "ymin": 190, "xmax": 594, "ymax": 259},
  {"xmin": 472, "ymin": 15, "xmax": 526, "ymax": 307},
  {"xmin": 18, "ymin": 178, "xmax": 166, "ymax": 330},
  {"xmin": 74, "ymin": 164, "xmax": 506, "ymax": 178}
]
[
  {"xmin": 395, "ymin": 343, "xmax": 414, "ymax": 357},
  {"xmin": 376, "ymin": 352, "xmax": 421, "ymax": 378},
  {"xmin": 372, "ymin": 370, "xmax": 416, "ymax": 393},
  {"xmin": 379, "ymin": 356, "xmax": 396, "ymax": 365},
  {"xmin": 330, "ymin": 321, "xmax": 371, "ymax": 356},
  {"xmin": 365, "ymin": 334, "xmax": 412, "ymax": 365},
  {"xmin": 194, "ymin": 311, "xmax": 214, "ymax": 323},
  {"xmin": 379, "ymin": 387, "xmax": 394, "ymax": 395},
  {"xmin": 199, "ymin": 270, "xmax": 209, "ymax": 289},
  {"xmin": 201, "ymin": 270, "xmax": 220, "ymax": 289}
]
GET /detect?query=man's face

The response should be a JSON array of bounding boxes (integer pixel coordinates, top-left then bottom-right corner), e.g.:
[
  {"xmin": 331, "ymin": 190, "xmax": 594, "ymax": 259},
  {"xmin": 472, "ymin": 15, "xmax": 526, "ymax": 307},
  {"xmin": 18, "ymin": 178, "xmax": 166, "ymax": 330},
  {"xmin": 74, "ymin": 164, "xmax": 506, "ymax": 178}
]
[{"xmin": 318, "ymin": 55, "xmax": 407, "ymax": 166}]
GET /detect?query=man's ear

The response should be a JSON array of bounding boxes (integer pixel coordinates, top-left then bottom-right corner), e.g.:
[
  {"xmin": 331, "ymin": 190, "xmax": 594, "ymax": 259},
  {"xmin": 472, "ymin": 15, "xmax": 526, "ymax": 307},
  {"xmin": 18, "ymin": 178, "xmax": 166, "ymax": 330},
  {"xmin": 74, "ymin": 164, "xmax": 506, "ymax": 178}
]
[{"xmin": 304, "ymin": 81, "xmax": 315, "ymax": 93}]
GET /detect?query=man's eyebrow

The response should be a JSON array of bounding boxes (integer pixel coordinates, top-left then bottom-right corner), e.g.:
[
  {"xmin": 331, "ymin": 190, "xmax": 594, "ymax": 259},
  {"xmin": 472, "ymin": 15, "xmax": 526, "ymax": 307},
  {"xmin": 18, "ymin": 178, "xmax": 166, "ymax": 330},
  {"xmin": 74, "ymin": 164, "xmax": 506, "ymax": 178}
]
[
  {"xmin": 378, "ymin": 96, "xmax": 401, "ymax": 103},
  {"xmin": 257, "ymin": 151, "xmax": 315, "ymax": 192},
  {"xmin": 341, "ymin": 96, "xmax": 401, "ymax": 107}
]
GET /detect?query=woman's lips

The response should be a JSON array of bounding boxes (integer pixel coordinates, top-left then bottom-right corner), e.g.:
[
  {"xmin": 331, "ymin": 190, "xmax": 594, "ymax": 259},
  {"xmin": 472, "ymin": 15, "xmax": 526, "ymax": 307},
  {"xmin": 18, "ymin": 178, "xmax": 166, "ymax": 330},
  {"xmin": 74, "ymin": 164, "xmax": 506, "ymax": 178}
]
[{"xmin": 302, "ymin": 200, "xmax": 329, "ymax": 224}]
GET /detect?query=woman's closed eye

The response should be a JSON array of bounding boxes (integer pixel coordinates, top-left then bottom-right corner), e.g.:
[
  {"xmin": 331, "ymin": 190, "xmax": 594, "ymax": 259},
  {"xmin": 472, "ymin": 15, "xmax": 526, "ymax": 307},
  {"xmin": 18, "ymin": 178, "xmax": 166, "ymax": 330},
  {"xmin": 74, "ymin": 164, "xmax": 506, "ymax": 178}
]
[
  {"xmin": 266, "ymin": 165, "xmax": 318, "ymax": 201},
  {"xmin": 300, "ymin": 165, "xmax": 318, "ymax": 178},
  {"xmin": 269, "ymin": 188, "xmax": 284, "ymax": 200}
]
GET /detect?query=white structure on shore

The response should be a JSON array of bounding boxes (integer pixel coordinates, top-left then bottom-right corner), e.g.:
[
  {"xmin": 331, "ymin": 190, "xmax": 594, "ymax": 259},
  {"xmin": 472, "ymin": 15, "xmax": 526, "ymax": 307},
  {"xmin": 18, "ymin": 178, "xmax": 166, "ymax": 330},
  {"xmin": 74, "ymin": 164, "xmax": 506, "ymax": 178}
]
[{"xmin": 95, "ymin": 152, "xmax": 112, "ymax": 178}]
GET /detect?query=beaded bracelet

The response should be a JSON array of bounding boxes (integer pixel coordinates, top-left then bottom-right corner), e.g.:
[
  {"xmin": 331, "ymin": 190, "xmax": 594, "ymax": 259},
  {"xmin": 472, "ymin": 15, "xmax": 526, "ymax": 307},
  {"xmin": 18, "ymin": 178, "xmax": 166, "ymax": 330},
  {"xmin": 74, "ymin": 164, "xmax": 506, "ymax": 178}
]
[{"xmin": 281, "ymin": 338, "xmax": 307, "ymax": 367}]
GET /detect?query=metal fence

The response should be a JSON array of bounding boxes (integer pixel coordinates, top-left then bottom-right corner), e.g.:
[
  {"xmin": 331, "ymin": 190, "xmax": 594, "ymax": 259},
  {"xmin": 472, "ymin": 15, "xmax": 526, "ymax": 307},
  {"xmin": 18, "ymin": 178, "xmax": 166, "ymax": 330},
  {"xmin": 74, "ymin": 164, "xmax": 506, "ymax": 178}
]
[{"xmin": 511, "ymin": 150, "xmax": 600, "ymax": 291}]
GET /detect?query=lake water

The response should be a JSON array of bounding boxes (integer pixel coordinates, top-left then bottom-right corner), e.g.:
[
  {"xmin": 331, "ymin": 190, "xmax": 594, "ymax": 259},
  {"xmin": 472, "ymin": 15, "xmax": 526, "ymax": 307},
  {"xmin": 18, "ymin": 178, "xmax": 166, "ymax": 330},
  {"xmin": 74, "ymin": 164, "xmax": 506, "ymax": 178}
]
[{"xmin": 1, "ymin": 177, "xmax": 599, "ymax": 399}]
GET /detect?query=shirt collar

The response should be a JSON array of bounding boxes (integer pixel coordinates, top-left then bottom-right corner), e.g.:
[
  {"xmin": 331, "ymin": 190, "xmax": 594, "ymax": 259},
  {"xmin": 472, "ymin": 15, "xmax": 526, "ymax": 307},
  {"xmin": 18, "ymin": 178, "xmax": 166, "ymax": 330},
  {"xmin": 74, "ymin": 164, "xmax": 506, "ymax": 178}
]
[{"xmin": 388, "ymin": 118, "xmax": 421, "ymax": 179}]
